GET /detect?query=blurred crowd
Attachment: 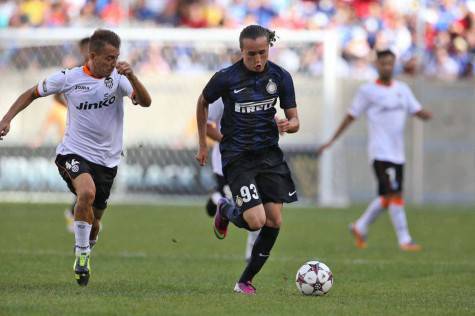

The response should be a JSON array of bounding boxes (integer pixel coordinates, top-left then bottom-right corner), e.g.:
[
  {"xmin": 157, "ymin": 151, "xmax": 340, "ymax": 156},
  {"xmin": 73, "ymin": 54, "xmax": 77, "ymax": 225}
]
[{"xmin": 2, "ymin": 0, "xmax": 475, "ymax": 80}]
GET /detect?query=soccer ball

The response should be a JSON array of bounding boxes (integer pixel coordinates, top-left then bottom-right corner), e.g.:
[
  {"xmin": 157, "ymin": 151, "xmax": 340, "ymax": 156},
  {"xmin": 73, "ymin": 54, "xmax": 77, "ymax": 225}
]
[{"xmin": 295, "ymin": 261, "xmax": 333, "ymax": 296}]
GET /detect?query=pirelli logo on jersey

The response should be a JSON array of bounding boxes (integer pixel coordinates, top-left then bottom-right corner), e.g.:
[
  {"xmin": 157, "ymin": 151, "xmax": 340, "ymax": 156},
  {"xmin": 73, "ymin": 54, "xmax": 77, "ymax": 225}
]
[
  {"xmin": 234, "ymin": 98, "xmax": 277, "ymax": 113},
  {"xmin": 76, "ymin": 94, "xmax": 116, "ymax": 110}
]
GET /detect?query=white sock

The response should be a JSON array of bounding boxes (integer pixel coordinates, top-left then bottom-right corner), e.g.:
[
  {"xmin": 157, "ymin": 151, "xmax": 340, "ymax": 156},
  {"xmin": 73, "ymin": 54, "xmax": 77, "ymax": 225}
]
[
  {"xmin": 388, "ymin": 203, "xmax": 412, "ymax": 244},
  {"xmin": 355, "ymin": 197, "xmax": 385, "ymax": 235},
  {"xmin": 74, "ymin": 221, "xmax": 92, "ymax": 255},
  {"xmin": 245, "ymin": 230, "xmax": 260, "ymax": 261},
  {"xmin": 211, "ymin": 192, "xmax": 223, "ymax": 204}
]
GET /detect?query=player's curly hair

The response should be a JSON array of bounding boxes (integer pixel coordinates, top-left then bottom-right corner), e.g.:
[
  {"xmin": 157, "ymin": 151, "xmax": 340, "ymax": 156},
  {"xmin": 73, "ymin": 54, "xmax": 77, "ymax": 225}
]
[{"xmin": 239, "ymin": 25, "xmax": 277, "ymax": 49}]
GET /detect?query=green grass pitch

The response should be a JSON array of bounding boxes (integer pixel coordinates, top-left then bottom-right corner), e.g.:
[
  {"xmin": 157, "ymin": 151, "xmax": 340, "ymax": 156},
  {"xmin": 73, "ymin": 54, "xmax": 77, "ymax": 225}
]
[{"xmin": 0, "ymin": 203, "xmax": 474, "ymax": 315}]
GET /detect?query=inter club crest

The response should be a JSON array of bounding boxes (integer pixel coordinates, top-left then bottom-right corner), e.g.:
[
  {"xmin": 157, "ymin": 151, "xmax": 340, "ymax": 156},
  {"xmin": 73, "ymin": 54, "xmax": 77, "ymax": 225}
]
[
  {"xmin": 104, "ymin": 76, "xmax": 113, "ymax": 89},
  {"xmin": 266, "ymin": 79, "xmax": 277, "ymax": 94},
  {"xmin": 235, "ymin": 195, "xmax": 243, "ymax": 207}
]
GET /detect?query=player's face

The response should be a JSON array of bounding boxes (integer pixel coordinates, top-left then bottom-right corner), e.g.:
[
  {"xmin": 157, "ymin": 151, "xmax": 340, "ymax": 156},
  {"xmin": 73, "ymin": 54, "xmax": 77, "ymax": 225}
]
[
  {"xmin": 241, "ymin": 36, "xmax": 269, "ymax": 72},
  {"xmin": 90, "ymin": 43, "xmax": 120, "ymax": 77},
  {"xmin": 376, "ymin": 54, "xmax": 395, "ymax": 81}
]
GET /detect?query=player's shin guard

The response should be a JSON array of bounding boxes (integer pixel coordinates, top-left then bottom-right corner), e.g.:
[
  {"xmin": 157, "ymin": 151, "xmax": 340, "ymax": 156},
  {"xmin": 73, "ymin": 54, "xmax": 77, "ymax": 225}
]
[
  {"xmin": 74, "ymin": 221, "xmax": 92, "ymax": 255},
  {"xmin": 239, "ymin": 226, "xmax": 280, "ymax": 283}
]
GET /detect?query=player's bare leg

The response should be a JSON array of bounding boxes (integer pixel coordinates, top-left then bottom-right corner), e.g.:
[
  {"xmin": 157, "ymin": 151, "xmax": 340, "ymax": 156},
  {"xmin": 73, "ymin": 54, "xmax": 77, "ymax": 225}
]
[
  {"xmin": 243, "ymin": 204, "xmax": 267, "ymax": 230},
  {"xmin": 213, "ymin": 199, "xmax": 265, "ymax": 239},
  {"xmin": 72, "ymin": 174, "xmax": 96, "ymax": 286},
  {"xmin": 90, "ymin": 207, "xmax": 104, "ymax": 249},
  {"xmin": 263, "ymin": 202, "xmax": 282, "ymax": 228}
]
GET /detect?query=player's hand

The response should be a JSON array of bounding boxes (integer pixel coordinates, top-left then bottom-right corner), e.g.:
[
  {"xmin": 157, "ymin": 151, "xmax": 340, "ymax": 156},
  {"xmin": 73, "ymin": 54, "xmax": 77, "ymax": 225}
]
[
  {"xmin": 416, "ymin": 109, "xmax": 433, "ymax": 121},
  {"xmin": 0, "ymin": 119, "xmax": 10, "ymax": 140},
  {"xmin": 195, "ymin": 145, "xmax": 208, "ymax": 166},
  {"xmin": 316, "ymin": 141, "xmax": 332, "ymax": 157},
  {"xmin": 276, "ymin": 117, "xmax": 289, "ymax": 134},
  {"xmin": 116, "ymin": 61, "xmax": 134, "ymax": 78}
]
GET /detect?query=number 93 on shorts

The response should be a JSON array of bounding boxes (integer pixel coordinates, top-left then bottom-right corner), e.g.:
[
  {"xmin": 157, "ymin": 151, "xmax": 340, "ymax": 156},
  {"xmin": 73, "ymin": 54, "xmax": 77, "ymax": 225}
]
[{"xmin": 227, "ymin": 164, "xmax": 298, "ymax": 212}]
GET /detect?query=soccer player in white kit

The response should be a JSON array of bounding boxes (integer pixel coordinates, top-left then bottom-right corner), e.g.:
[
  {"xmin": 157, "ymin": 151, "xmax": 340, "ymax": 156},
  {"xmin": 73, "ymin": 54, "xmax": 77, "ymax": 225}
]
[
  {"xmin": 318, "ymin": 49, "xmax": 432, "ymax": 251},
  {"xmin": 206, "ymin": 99, "xmax": 259, "ymax": 261},
  {"xmin": 0, "ymin": 29, "xmax": 152, "ymax": 285}
]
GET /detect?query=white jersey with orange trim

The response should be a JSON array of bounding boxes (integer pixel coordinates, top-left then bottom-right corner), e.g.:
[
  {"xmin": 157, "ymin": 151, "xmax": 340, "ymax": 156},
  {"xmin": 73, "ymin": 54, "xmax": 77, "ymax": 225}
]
[
  {"xmin": 37, "ymin": 65, "xmax": 134, "ymax": 167},
  {"xmin": 348, "ymin": 80, "xmax": 422, "ymax": 164},
  {"xmin": 207, "ymin": 99, "xmax": 224, "ymax": 176}
]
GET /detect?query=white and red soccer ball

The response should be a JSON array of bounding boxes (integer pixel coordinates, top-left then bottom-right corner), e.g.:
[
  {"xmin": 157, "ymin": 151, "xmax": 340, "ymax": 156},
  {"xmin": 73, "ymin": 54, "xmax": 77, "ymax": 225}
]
[{"xmin": 295, "ymin": 261, "xmax": 333, "ymax": 296}]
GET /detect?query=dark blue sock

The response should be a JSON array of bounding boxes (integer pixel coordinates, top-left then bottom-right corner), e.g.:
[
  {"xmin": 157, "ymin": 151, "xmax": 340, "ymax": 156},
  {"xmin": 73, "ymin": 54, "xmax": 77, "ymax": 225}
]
[
  {"xmin": 239, "ymin": 226, "xmax": 280, "ymax": 283},
  {"xmin": 205, "ymin": 198, "xmax": 217, "ymax": 217}
]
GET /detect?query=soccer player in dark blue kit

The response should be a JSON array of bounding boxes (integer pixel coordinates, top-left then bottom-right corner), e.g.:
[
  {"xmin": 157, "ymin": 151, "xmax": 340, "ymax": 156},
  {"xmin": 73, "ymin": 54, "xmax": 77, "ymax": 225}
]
[{"xmin": 196, "ymin": 25, "xmax": 300, "ymax": 295}]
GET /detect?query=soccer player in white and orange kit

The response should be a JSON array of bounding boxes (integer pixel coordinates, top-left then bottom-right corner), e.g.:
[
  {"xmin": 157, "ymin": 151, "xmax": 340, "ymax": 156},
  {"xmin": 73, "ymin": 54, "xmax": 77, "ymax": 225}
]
[
  {"xmin": 318, "ymin": 49, "xmax": 432, "ymax": 251},
  {"xmin": 0, "ymin": 29, "xmax": 151, "ymax": 285}
]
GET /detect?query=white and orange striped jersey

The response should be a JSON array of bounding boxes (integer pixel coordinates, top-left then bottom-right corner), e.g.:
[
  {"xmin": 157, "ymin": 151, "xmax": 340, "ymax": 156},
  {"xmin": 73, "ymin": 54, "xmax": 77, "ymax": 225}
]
[
  {"xmin": 349, "ymin": 80, "xmax": 422, "ymax": 164},
  {"xmin": 37, "ymin": 65, "xmax": 134, "ymax": 167}
]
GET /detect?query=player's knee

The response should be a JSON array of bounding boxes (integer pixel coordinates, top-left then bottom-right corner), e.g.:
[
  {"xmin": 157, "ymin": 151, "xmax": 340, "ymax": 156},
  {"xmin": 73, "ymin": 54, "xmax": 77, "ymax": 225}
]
[
  {"xmin": 246, "ymin": 214, "xmax": 266, "ymax": 230},
  {"xmin": 248, "ymin": 221, "xmax": 265, "ymax": 231},
  {"xmin": 77, "ymin": 188, "xmax": 96, "ymax": 206},
  {"xmin": 266, "ymin": 216, "xmax": 282, "ymax": 228}
]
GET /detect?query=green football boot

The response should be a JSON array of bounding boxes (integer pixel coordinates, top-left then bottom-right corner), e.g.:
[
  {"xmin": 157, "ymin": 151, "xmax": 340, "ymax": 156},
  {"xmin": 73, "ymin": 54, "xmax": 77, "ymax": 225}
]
[{"xmin": 73, "ymin": 252, "xmax": 91, "ymax": 286}]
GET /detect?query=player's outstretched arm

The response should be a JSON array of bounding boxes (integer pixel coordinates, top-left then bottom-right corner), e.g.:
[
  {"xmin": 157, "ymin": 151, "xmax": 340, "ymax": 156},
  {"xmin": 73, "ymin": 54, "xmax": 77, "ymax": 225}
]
[
  {"xmin": 116, "ymin": 61, "xmax": 151, "ymax": 107},
  {"xmin": 0, "ymin": 86, "xmax": 40, "ymax": 140},
  {"xmin": 277, "ymin": 107, "xmax": 300, "ymax": 134},
  {"xmin": 195, "ymin": 94, "xmax": 209, "ymax": 166},
  {"xmin": 414, "ymin": 109, "xmax": 432, "ymax": 121},
  {"xmin": 317, "ymin": 114, "xmax": 355, "ymax": 156}
]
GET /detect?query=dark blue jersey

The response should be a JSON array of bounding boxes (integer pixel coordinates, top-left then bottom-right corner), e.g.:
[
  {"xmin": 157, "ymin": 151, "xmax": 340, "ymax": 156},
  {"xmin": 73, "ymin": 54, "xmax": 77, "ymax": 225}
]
[{"xmin": 202, "ymin": 60, "xmax": 296, "ymax": 167}]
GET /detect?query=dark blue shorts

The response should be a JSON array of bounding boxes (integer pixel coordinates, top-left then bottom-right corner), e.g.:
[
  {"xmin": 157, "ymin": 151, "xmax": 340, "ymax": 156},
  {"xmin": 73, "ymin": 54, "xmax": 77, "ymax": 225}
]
[{"xmin": 223, "ymin": 146, "xmax": 297, "ymax": 212}]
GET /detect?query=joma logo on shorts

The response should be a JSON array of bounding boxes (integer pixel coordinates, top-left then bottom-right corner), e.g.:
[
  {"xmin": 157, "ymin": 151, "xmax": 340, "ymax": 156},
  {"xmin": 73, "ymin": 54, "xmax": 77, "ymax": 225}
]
[{"xmin": 76, "ymin": 95, "xmax": 116, "ymax": 110}]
